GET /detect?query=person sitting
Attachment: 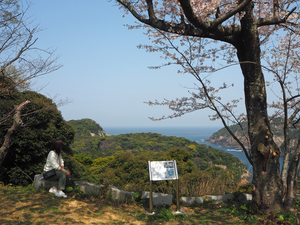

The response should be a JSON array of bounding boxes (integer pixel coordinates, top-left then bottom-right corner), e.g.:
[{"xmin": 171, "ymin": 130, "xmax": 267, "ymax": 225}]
[{"xmin": 43, "ymin": 139, "xmax": 71, "ymax": 198}]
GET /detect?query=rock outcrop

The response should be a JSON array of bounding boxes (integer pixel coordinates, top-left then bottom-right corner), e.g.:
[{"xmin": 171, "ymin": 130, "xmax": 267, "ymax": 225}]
[
  {"xmin": 89, "ymin": 130, "xmax": 110, "ymax": 137},
  {"xmin": 206, "ymin": 121, "xmax": 299, "ymax": 152}
]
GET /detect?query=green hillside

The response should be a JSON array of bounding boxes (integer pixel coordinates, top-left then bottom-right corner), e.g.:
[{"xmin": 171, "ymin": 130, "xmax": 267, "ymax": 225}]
[
  {"xmin": 69, "ymin": 119, "xmax": 245, "ymax": 170},
  {"xmin": 74, "ymin": 132, "xmax": 244, "ymax": 169},
  {"xmin": 65, "ymin": 119, "xmax": 247, "ymax": 195},
  {"xmin": 68, "ymin": 118, "xmax": 104, "ymax": 138}
]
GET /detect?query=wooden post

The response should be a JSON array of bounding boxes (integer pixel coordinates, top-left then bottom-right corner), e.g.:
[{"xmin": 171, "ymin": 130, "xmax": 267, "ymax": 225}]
[
  {"xmin": 176, "ymin": 178, "xmax": 180, "ymax": 211},
  {"xmin": 149, "ymin": 180, "xmax": 153, "ymax": 211}
]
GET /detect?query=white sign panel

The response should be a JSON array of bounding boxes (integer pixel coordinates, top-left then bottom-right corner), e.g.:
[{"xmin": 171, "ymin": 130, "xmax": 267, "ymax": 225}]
[{"xmin": 148, "ymin": 160, "xmax": 178, "ymax": 181}]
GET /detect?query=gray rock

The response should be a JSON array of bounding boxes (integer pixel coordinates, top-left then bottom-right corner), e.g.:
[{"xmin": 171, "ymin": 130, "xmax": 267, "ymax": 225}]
[
  {"xmin": 34, "ymin": 174, "xmax": 58, "ymax": 190},
  {"xmin": 34, "ymin": 175, "xmax": 134, "ymax": 201},
  {"xmin": 205, "ymin": 193, "xmax": 234, "ymax": 203},
  {"xmin": 141, "ymin": 191, "xmax": 173, "ymax": 206},
  {"xmin": 74, "ymin": 181, "xmax": 104, "ymax": 196},
  {"xmin": 238, "ymin": 193, "xmax": 252, "ymax": 202},
  {"xmin": 109, "ymin": 185, "xmax": 134, "ymax": 202},
  {"xmin": 180, "ymin": 196, "xmax": 205, "ymax": 206},
  {"xmin": 34, "ymin": 174, "xmax": 74, "ymax": 191}
]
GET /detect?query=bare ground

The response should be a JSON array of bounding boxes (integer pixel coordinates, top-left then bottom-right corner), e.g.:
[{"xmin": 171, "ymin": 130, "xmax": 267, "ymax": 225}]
[{"xmin": 0, "ymin": 185, "xmax": 264, "ymax": 224}]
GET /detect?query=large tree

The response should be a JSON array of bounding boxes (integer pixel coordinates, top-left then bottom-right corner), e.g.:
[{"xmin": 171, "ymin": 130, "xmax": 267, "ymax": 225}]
[
  {"xmin": 0, "ymin": 91, "xmax": 75, "ymax": 186},
  {"xmin": 114, "ymin": 0, "xmax": 300, "ymax": 212},
  {"xmin": 0, "ymin": 0, "xmax": 61, "ymax": 165}
]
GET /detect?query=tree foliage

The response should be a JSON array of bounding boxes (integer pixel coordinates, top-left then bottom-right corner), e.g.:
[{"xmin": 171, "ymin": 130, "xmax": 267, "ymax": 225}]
[
  {"xmin": 68, "ymin": 119, "xmax": 104, "ymax": 139},
  {"xmin": 113, "ymin": 0, "xmax": 300, "ymax": 212},
  {"xmin": 0, "ymin": 0, "xmax": 62, "ymax": 167},
  {"xmin": 68, "ymin": 119, "xmax": 245, "ymax": 194},
  {"xmin": 0, "ymin": 91, "xmax": 75, "ymax": 185},
  {"xmin": 72, "ymin": 148, "xmax": 244, "ymax": 196},
  {"xmin": 70, "ymin": 127, "xmax": 245, "ymax": 173}
]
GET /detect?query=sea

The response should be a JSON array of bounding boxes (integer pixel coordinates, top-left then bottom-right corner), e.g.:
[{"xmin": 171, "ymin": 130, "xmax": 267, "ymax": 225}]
[{"xmin": 104, "ymin": 126, "xmax": 253, "ymax": 171}]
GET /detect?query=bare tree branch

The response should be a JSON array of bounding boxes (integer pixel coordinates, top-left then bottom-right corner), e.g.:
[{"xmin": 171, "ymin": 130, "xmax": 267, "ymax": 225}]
[{"xmin": 0, "ymin": 100, "xmax": 30, "ymax": 167}]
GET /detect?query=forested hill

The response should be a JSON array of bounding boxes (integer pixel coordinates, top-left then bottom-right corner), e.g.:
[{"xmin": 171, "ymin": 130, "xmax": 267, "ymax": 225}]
[
  {"xmin": 206, "ymin": 118, "xmax": 299, "ymax": 150},
  {"xmin": 69, "ymin": 119, "xmax": 245, "ymax": 172},
  {"xmin": 68, "ymin": 119, "xmax": 109, "ymax": 138}
]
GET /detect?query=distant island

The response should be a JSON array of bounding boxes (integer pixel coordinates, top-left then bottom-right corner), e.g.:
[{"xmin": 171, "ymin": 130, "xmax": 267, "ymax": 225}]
[{"xmin": 206, "ymin": 119, "xmax": 299, "ymax": 152}]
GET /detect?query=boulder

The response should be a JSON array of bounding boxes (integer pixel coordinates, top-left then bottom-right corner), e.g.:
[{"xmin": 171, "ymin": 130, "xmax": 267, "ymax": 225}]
[
  {"xmin": 141, "ymin": 191, "xmax": 173, "ymax": 206},
  {"xmin": 238, "ymin": 193, "xmax": 252, "ymax": 202},
  {"xmin": 205, "ymin": 193, "xmax": 234, "ymax": 204},
  {"xmin": 74, "ymin": 181, "xmax": 104, "ymax": 196},
  {"xmin": 73, "ymin": 182, "xmax": 134, "ymax": 201},
  {"xmin": 109, "ymin": 185, "xmax": 134, "ymax": 202},
  {"xmin": 180, "ymin": 196, "xmax": 205, "ymax": 206},
  {"xmin": 34, "ymin": 174, "xmax": 58, "ymax": 190}
]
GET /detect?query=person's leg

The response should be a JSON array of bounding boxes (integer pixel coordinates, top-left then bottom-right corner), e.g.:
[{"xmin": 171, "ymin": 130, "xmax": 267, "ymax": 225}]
[
  {"xmin": 56, "ymin": 171, "xmax": 67, "ymax": 191},
  {"xmin": 45, "ymin": 171, "xmax": 67, "ymax": 190}
]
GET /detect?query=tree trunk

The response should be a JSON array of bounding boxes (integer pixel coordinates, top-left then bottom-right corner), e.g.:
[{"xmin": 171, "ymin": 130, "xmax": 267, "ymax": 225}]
[
  {"xmin": 284, "ymin": 139, "xmax": 300, "ymax": 211},
  {"xmin": 235, "ymin": 3, "xmax": 283, "ymax": 213},
  {"xmin": 0, "ymin": 100, "xmax": 30, "ymax": 168}
]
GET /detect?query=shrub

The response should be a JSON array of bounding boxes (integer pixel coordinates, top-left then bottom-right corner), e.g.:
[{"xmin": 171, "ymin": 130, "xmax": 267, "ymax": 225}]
[{"xmin": 0, "ymin": 91, "xmax": 75, "ymax": 185}]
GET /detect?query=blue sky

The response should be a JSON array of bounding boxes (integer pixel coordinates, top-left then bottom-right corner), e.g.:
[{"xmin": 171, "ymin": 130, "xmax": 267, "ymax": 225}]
[{"xmin": 26, "ymin": 0, "xmax": 245, "ymax": 129}]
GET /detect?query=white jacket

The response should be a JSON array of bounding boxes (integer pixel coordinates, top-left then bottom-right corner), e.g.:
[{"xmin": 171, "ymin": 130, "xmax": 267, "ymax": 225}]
[{"xmin": 43, "ymin": 150, "xmax": 64, "ymax": 172}]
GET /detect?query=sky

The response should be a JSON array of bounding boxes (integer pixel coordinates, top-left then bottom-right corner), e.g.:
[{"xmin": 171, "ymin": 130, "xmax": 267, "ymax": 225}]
[{"xmin": 24, "ymin": 0, "xmax": 246, "ymax": 129}]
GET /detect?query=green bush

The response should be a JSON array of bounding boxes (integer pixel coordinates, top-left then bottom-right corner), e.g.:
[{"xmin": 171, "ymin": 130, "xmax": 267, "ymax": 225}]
[
  {"xmin": 0, "ymin": 91, "xmax": 75, "ymax": 185},
  {"xmin": 63, "ymin": 155, "xmax": 97, "ymax": 183}
]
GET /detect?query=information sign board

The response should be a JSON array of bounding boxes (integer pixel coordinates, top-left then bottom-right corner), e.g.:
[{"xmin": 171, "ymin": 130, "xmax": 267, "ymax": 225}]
[{"xmin": 148, "ymin": 160, "xmax": 178, "ymax": 181}]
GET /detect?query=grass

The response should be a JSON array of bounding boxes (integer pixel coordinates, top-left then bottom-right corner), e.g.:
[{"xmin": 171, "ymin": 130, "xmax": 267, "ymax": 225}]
[{"xmin": 0, "ymin": 184, "xmax": 299, "ymax": 225}]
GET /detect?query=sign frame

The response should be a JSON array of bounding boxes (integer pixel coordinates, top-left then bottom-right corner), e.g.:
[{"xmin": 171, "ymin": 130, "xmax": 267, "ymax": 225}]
[
  {"xmin": 148, "ymin": 160, "xmax": 180, "ymax": 211},
  {"xmin": 148, "ymin": 160, "xmax": 178, "ymax": 181}
]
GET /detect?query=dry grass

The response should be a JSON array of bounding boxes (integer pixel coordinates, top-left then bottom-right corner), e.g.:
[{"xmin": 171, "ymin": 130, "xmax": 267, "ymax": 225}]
[
  {"xmin": 1, "ymin": 184, "xmax": 298, "ymax": 225},
  {"xmin": 0, "ymin": 185, "xmax": 145, "ymax": 224},
  {"xmin": 0, "ymin": 184, "xmax": 248, "ymax": 225},
  {"xmin": 180, "ymin": 176, "xmax": 240, "ymax": 196}
]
